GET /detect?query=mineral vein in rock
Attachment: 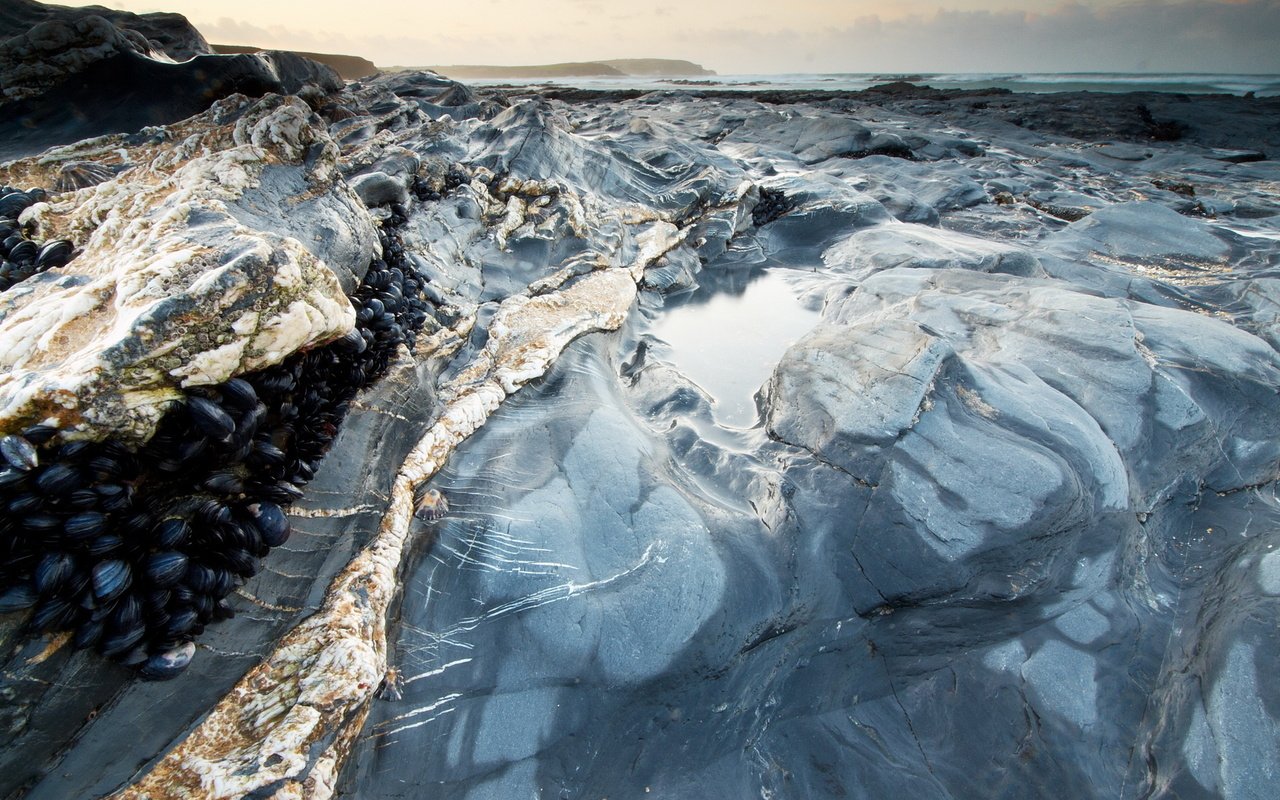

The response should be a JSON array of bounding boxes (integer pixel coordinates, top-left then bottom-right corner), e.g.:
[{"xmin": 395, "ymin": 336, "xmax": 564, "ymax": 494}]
[{"xmin": 116, "ymin": 265, "xmax": 648, "ymax": 799}]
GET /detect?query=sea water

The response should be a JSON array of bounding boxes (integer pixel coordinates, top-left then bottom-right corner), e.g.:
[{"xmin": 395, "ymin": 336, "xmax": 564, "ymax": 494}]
[{"xmin": 470, "ymin": 71, "xmax": 1280, "ymax": 97}]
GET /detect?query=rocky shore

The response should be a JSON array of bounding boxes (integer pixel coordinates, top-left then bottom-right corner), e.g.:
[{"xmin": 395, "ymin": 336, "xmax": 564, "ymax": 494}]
[{"xmin": 1, "ymin": 2, "xmax": 1278, "ymax": 798}]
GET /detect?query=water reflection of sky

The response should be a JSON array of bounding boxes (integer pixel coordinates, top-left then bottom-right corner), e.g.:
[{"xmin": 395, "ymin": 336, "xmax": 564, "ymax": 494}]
[{"xmin": 651, "ymin": 268, "xmax": 820, "ymax": 429}]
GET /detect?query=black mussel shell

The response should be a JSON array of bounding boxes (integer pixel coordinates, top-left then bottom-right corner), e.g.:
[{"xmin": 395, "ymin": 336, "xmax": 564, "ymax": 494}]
[
  {"xmin": 186, "ymin": 396, "xmax": 235, "ymax": 441},
  {"xmin": 29, "ymin": 597, "xmax": 77, "ymax": 632},
  {"xmin": 0, "ymin": 467, "xmax": 27, "ymax": 491},
  {"xmin": 68, "ymin": 488, "xmax": 100, "ymax": 509},
  {"xmin": 153, "ymin": 518, "xmax": 190, "ymax": 548},
  {"xmin": 255, "ymin": 372, "xmax": 294, "ymax": 394},
  {"xmin": 184, "ymin": 563, "xmax": 217, "ymax": 594},
  {"xmin": 109, "ymin": 594, "xmax": 143, "ymax": 631},
  {"xmin": 259, "ymin": 481, "xmax": 304, "ymax": 504},
  {"xmin": 139, "ymin": 641, "xmax": 195, "ymax": 681},
  {"xmin": 336, "ymin": 328, "xmax": 367, "ymax": 353},
  {"xmin": 64, "ymin": 511, "xmax": 107, "ymax": 541},
  {"xmin": 20, "ymin": 424, "xmax": 58, "ymax": 445},
  {"xmin": 86, "ymin": 534, "xmax": 124, "ymax": 557},
  {"xmin": 33, "ymin": 552, "xmax": 74, "ymax": 595},
  {"xmin": 0, "ymin": 584, "xmax": 38, "ymax": 613},
  {"xmin": 0, "ymin": 192, "xmax": 34, "ymax": 218},
  {"xmin": 195, "ymin": 499, "xmax": 232, "ymax": 526},
  {"xmin": 35, "ymin": 462, "xmax": 83, "ymax": 495},
  {"xmin": 149, "ymin": 608, "xmax": 171, "ymax": 630},
  {"xmin": 219, "ymin": 378, "xmax": 257, "ymax": 410},
  {"xmin": 212, "ymin": 599, "xmax": 235, "ymax": 621},
  {"xmin": 95, "ymin": 483, "xmax": 131, "ymax": 512},
  {"xmin": 220, "ymin": 520, "xmax": 256, "ymax": 552},
  {"xmin": 91, "ymin": 559, "xmax": 131, "ymax": 603},
  {"xmin": 145, "ymin": 588, "xmax": 171, "ymax": 610},
  {"xmin": 86, "ymin": 455, "xmax": 123, "ymax": 480},
  {"xmin": 145, "ymin": 551, "xmax": 188, "ymax": 588},
  {"xmin": 224, "ymin": 548, "xmax": 258, "ymax": 578},
  {"xmin": 203, "ymin": 470, "xmax": 244, "ymax": 495},
  {"xmin": 117, "ymin": 645, "xmax": 149, "ymax": 667},
  {"xmin": 165, "ymin": 607, "xmax": 198, "ymax": 637},
  {"xmin": 62, "ymin": 568, "xmax": 90, "ymax": 600},
  {"xmin": 11, "ymin": 493, "xmax": 44, "ymax": 514},
  {"xmin": 1, "ymin": 435, "xmax": 38, "ymax": 471},
  {"xmin": 211, "ymin": 567, "xmax": 237, "ymax": 597},
  {"xmin": 7, "ymin": 240, "xmax": 37, "ymax": 265},
  {"xmin": 35, "ymin": 240, "xmax": 74, "ymax": 270},
  {"xmin": 248, "ymin": 501, "xmax": 290, "ymax": 547},
  {"xmin": 72, "ymin": 618, "xmax": 104, "ymax": 649},
  {"xmin": 99, "ymin": 624, "xmax": 145, "ymax": 658},
  {"xmin": 247, "ymin": 440, "xmax": 286, "ymax": 468},
  {"xmin": 177, "ymin": 437, "xmax": 207, "ymax": 464},
  {"xmin": 292, "ymin": 461, "xmax": 316, "ymax": 483},
  {"xmin": 57, "ymin": 440, "xmax": 92, "ymax": 461},
  {"xmin": 22, "ymin": 512, "xmax": 60, "ymax": 535}
]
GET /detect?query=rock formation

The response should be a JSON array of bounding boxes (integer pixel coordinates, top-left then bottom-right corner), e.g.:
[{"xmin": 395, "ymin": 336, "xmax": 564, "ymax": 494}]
[{"xmin": 0, "ymin": 5, "xmax": 1278, "ymax": 798}]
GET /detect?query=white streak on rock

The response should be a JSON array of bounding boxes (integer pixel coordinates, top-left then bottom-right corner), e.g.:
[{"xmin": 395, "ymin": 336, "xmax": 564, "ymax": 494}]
[
  {"xmin": 115, "ymin": 267, "xmax": 639, "ymax": 800},
  {"xmin": 0, "ymin": 95, "xmax": 363, "ymax": 442}
]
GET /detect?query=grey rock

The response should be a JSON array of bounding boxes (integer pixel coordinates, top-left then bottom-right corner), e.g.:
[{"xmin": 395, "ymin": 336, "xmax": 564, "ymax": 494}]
[
  {"xmin": 0, "ymin": 7, "xmax": 341, "ymax": 160},
  {"xmin": 0, "ymin": 51, "xmax": 1278, "ymax": 800},
  {"xmin": 1026, "ymin": 189, "xmax": 1110, "ymax": 220},
  {"xmin": 822, "ymin": 223, "xmax": 1044, "ymax": 280},
  {"xmin": 349, "ymin": 170, "xmax": 411, "ymax": 208},
  {"xmin": 1048, "ymin": 200, "xmax": 1232, "ymax": 263},
  {"xmin": 0, "ymin": 95, "xmax": 361, "ymax": 442}
]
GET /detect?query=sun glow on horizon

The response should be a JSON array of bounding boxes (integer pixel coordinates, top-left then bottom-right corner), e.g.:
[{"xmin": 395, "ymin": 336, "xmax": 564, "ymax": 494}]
[{"xmin": 53, "ymin": 0, "xmax": 1280, "ymax": 74}]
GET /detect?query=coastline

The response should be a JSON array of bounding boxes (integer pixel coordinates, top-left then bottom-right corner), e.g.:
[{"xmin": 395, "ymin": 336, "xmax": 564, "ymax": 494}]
[
  {"xmin": 1, "ymin": 7, "xmax": 1278, "ymax": 798},
  {"xmin": 488, "ymin": 82, "xmax": 1280, "ymax": 154}
]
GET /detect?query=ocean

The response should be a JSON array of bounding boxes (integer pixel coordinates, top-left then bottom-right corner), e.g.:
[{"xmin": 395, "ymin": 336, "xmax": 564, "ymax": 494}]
[{"xmin": 467, "ymin": 71, "xmax": 1280, "ymax": 97}]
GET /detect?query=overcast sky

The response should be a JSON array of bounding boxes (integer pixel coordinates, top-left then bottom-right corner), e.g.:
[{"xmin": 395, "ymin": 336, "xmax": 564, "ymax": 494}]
[{"xmin": 67, "ymin": 0, "xmax": 1280, "ymax": 74}]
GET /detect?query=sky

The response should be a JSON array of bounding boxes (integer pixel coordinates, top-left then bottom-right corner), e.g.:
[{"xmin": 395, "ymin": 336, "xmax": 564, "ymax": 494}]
[{"xmin": 63, "ymin": 0, "xmax": 1280, "ymax": 74}]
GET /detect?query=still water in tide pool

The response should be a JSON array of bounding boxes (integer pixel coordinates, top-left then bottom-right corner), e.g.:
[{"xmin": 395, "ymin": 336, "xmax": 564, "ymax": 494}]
[{"xmin": 650, "ymin": 268, "xmax": 821, "ymax": 428}]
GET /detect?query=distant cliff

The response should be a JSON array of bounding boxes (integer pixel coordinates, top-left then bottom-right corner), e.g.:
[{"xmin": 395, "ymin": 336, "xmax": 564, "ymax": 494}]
[
  {"xmin": 599, "ymin": 59, "xmax": 715, "ymax": 76},
  {"xmin": 212, "ymin": 44, "xmax": 378, "ymax": 80},
  {"xmin": 422, "ymin": 58, "xmax": 715, "ymax": 79}
]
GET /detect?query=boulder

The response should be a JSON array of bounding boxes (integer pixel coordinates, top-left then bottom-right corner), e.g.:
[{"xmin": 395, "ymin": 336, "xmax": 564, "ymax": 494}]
[{"xmin": 0, "ymin": 94, "xmax": 374, "ymax": 443}]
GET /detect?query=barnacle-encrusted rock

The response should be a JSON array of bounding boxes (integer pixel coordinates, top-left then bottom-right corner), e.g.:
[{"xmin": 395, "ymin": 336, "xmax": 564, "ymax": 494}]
[{"xmin": 0, "ymin": 93, "xmax": 376, "ymax": 443}]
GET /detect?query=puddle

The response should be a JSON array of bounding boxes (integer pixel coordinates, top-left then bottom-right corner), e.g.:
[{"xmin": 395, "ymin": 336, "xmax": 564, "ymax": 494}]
[{"xmin": 650, "ymin": 268, "xmax": 821, "ymax": 428}]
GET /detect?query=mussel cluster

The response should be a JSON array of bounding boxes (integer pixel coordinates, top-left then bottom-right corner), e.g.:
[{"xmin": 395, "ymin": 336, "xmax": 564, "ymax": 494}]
[
  {"xmin": 410, "ymin": 166, "xmax": 469, "ymax": 203},
  {"xmin": 0, "ymin": 221, "xmax": 435, "ymax": 679},
  {"xmin": 0, "ymin": 186, "xmax": 76, "ymax": 292},
  {"xmin": 752, "ymin": 187, "xmax": 795, "ymax": 227}
]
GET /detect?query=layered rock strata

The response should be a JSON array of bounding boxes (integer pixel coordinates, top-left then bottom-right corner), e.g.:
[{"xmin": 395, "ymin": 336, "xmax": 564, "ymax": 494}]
[{"xmin": 0, "ymin": 44, "xmax": 1277, "ymax": 800}]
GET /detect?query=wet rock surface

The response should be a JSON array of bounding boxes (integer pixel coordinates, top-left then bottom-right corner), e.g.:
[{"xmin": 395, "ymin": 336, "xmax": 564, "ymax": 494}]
[{"xmin": 0, "ymin": 37, "xmax": 1278, "ymax": 800}]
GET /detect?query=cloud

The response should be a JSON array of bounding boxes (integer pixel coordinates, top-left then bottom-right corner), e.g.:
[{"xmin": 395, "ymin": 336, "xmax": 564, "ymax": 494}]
[
  {"xmin": 187, "ymin": 1, "xmax": 1280, "ymax": 74},
  {"xmin": 710, "ymin": 0, "xmax": 1280, "ymax": 74}
]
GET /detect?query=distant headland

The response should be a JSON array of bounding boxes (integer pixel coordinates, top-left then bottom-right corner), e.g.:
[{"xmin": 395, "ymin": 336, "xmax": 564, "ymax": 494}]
[{"xmin": 414, "ymin": 59, "xmax": 716, "ymax": 79}]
